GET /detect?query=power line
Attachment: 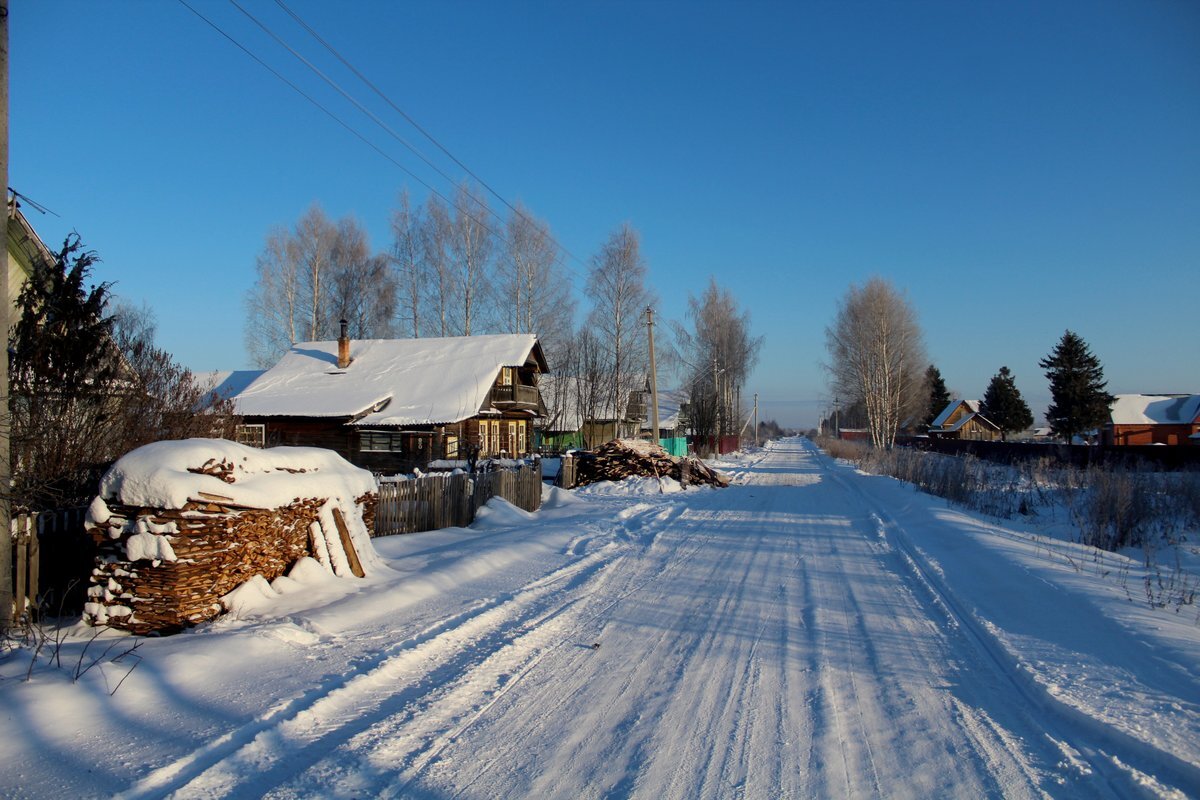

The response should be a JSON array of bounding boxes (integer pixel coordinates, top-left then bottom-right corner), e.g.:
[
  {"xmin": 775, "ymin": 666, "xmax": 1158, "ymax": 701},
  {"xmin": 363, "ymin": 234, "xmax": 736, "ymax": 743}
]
[
  {"xmin": 269, "ymin": 0, "xmax": 589, "ymax": 275},
  {"xmin": 177, "ymin": 0, "xmax": 514, "ymax": 258}
]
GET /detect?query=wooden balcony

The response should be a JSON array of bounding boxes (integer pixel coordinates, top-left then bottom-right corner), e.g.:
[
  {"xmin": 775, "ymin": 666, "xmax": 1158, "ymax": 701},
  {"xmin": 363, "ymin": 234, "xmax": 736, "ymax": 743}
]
[{"xmin": 489, "ymin": 383, "xmax": 541, "ymax": 408}]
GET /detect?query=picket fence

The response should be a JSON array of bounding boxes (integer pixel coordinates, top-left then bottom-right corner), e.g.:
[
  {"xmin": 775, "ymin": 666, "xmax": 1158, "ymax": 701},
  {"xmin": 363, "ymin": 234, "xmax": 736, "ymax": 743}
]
[
  {"xmin": 374, "ymin": 465, "xmax": 542, "ymax": 537},
  {"xmin": 8, "ymin": 507, "xmax": 90, "ymax": 620}
]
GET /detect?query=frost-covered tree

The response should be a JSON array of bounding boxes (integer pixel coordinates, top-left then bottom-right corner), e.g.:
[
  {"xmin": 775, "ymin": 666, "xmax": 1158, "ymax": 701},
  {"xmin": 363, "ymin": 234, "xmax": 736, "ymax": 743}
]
[
  {"xmin": 980, "ymin": 366, "xmax": 1033, "ymax": 441},
  {"xmin": 1039, "ymin": 330, "xmax": 1113, "ymax": 443}
]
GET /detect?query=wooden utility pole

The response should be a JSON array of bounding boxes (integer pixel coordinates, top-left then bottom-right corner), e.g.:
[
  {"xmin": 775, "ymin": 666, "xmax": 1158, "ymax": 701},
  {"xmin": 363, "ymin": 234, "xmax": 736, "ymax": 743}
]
[
  {"xmin": 753, "ymin": 393, "xmax": 759, "ymax": 447},
  {"xmin": 1, "ymin": 0, "xmax": 12, "ymax": 632},
  {"xmin": 645, "ymin": 306, "xmax": 660, "ymax": 445}
]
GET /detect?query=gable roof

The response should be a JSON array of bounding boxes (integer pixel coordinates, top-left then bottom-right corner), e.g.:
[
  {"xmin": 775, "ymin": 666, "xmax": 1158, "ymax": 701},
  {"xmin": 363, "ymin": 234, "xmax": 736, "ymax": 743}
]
[
  {"xmin": 930, "ymin": 399, "xmax": 980, "ymax": 429},
  {"xmin": 1109, "ymin": 394, "xmax": 1200, "ymax": 426},
  {"xmin": 930, "ymin": 399, "xmax": 998, "ymax": 433},
  {"xmin": 234, "ymin": 334, "xmax": 545, "ymax": 426}
]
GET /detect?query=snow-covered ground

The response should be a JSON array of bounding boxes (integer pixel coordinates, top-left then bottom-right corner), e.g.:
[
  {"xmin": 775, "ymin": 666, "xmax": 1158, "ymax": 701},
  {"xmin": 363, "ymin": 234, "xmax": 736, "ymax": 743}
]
[{"xmin": 2, "ymin": 437, "xmax": 1198, "ymax": 798}]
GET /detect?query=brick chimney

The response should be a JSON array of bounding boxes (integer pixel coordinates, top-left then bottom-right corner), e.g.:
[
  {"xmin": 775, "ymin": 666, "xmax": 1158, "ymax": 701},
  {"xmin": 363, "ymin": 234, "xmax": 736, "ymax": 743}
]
[{"xmin": 337, "ymin": 319, "xmax": 351, "ymax": 368}]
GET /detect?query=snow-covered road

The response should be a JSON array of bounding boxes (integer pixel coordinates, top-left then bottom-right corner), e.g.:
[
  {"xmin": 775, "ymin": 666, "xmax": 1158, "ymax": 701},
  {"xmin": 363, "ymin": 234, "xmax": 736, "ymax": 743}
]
[{"xmin": 3, "ymin": 438, "xmax": 1198, "ymax": 798}]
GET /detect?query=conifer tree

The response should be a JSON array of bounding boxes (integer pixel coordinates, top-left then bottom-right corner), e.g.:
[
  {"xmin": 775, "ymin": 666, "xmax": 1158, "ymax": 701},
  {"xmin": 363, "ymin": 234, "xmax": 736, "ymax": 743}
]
[
  {"xmin": 980, "ymin": 366, "xmax": 1033, "ymax": 441},
  {"xmin": 9, "ymin": 235, "xmax": 121, "ymax": 507},
  {"xmin": 923, "ymin": 364, "xmax": 951, "ymax": 427},
  {"xmin": 1039, "ymin": 331, "xmax": 1113, "ymax": 444}
]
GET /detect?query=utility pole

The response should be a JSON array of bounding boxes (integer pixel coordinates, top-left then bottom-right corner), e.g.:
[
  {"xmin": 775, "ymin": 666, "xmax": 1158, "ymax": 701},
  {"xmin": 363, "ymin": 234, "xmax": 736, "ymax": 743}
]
[
  {"xmin": 1, "ymin": 0, "xmax": 12, "ymax": 633},
  {"xmin": 645, "ymin": 306, "xmax": 660, "ymax": 445},
  {"xmin": 712, "ymin": 358, "xmax": 720, "ymax": 439},
  {"xmin": 753, "ymin": 393, "xmax": 758, "ymax": 447}
]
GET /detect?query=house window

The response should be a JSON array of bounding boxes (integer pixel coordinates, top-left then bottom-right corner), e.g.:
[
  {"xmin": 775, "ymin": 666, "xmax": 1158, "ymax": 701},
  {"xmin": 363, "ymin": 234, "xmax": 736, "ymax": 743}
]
[
  {"xmin": 235, "ymin": 424, "xmax": 265, "ymax": 448},
  {"xmin": 361, "ymin": 431, "xmax": 404, "ymax": 452},
  {"xmin": 500, "ymin": 367, "xmax": 513, "ymax": 386},
  {"xmin": 446, "ymin": 435, "xmax": 459, "ymax": 459},
  {"xmin": 482, "ymin": 419, "xmax": 501, "ymax": 455}
]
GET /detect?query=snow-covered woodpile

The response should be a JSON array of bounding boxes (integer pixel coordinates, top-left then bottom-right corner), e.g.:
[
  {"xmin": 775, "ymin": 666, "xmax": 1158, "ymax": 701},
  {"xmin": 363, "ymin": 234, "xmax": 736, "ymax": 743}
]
[
  {"xmin": 574, "ymin": 439, "xmax": 730, "ymax": 488},
  {"xmin": 84, "ymin": 439, "xmax": 380, "ymax": 634}
]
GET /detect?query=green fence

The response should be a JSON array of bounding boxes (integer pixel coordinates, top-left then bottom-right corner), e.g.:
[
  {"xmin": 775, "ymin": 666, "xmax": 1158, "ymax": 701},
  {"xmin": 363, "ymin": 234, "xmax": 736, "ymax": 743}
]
[{"xmin": 658, "ymin": 437, "xmax": 688, "ymax": 456}]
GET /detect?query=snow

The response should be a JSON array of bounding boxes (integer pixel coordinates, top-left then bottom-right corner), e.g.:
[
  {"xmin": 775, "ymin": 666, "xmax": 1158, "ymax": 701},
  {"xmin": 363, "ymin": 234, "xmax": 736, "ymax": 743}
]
[
  {"xmin": 3, "ymin": 438, "xmax": 1198, "ymax": 798},
  {"xmin": 1110, "ymin": 393, "xmax": 1200, "ymax": 426},
  {"xmin": 232, "ymin": 334, "xmax": 542, "ymax": 425},
  {"xmin": 94, "ymin": 438, "xmax": 377, "ymax": 511}
]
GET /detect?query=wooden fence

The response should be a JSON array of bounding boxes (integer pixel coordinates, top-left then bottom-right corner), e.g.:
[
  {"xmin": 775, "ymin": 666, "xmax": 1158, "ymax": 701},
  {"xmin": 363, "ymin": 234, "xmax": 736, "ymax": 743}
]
[
  {"xmin": 8, "ymin": 507, "xmax": 91, "ymax": 620},
  {"xmin": 374, "ymin": 465, "xmax": 542, "ymax": 537}
]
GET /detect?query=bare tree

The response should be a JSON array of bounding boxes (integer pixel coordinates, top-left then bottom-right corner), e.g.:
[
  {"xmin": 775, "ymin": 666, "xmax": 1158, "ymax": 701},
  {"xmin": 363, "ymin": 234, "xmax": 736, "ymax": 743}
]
[
  {"xmin": 671, "ymin": 278, "xmax": 763, "ymax": 440},
  {"xmin": 422, "ymin": 193, "xmax": 454, "ymax": 337},
  {"xmin": 245, "ymin": 204, "xmax": 397, "ymax": 365},
  {"xmin": 586, "ymin": 223, "xmax": 656, "ymax": 425},
  {"xmin": 391, "ymin": 189, "xmax": 425, "ymax": 338},
  {"xmin": 244, "ymin": 226, "xmax": 300, "ymax": 368},
  {"xmin": 448, "ymin": 182, "xmax": 494, "ymax": 336},
  {"xmin": 497, "ymin": 202, "xmax": 576, "ymax": 364},
  {"xmin": 329, "ymin": 216, "xmax": 396, "ymax": 340},
  {"xmin": 824, "ymin": 277, "xmax": 926, "ymax": 448},
  {"xmin": 294, "ymin": 204, "xmax": 339, "ymax": 341}
]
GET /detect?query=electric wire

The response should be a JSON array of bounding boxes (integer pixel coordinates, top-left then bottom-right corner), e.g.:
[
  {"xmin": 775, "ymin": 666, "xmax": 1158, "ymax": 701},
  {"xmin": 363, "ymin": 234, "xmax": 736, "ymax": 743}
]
[
  {"xmin": 177, "ymin": 0, "xmax": 515, "ymax": 258},
  {"xmin": 269, "ymin": 0, "xmax": 589, "ymax": 277}
]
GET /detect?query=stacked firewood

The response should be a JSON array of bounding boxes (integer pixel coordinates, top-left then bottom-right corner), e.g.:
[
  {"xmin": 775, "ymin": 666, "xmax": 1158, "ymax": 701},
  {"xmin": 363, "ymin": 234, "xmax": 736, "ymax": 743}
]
[
  {"xmin": 84, "ymin": 494, "xmax": 370, "ymax": 634},
  {"xmin": 574, "ymin": 439, "xmax": 729, "ymax": 488}
]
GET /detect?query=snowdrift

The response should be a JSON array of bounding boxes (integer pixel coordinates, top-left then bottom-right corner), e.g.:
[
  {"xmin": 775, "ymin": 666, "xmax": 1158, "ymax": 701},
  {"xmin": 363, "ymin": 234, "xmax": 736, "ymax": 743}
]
[{"xmin": 83, "ymin": 439, "xmax": 381, "ymax": 634}]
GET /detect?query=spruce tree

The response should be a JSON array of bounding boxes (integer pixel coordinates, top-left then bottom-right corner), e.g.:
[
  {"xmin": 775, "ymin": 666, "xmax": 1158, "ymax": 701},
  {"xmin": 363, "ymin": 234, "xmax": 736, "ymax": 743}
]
[
  {"xmin": 1039, "ymin": 331, "xmax": 1113, "ymax": 444},
  {"xmin": 980, "ymin": 366, "xmax": 1033, "ymax": 441},
  {"xmin": 923, "ymin": 364, "xmax": 951, "ymax": 427}
]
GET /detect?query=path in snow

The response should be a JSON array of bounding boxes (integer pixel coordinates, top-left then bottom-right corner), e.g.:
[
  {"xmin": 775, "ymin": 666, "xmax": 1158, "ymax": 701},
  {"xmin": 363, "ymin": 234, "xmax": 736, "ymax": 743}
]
[{"xmin": 52, "ymin": 438, "xmax": 1197, "ymax": 798}]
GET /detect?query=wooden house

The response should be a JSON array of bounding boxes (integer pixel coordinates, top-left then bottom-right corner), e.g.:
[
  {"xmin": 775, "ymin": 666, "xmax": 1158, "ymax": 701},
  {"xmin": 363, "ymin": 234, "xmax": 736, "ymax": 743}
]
[
  {"xmin": 1104, "ymin": 394, "xmax": 1200, "ymax": 446},
  {"xmin": 233, "ymin": 328, "xmax": 549, "ymax": 473},
  {"xmin": 928, "ymin": 399, "xmax": 1001, "ymax": 441},
  {"xmin": 535, "ymin": 374, "xmax": 647, "ymax": 452}
]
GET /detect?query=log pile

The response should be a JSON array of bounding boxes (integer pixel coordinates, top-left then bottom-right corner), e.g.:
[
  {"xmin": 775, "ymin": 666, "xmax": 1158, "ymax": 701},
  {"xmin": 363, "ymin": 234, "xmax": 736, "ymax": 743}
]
[
  {"xmin": 85, "ymin": 496, "xmax": 330, "ymax": 634},
  {"xmin": 574, "ymin": 439, "xmax": 729, "ymax": 489}
]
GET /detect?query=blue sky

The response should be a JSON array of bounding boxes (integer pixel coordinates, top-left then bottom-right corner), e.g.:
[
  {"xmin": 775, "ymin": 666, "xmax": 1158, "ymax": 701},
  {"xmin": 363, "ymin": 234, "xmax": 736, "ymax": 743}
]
[{"xmin": 10, "ymin": 1, "xmax": 1199, "ymax": 428}]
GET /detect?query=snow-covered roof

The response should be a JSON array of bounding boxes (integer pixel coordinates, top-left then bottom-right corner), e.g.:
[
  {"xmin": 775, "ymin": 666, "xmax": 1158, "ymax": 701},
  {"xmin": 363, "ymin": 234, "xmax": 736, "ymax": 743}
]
[
  {"xmin": 1109, "ymin": 394, "xmax": 1200, "ymax": 426},
  {"xmin": 640, "ymin": 388, "xmax": 689, "ymax": 432},
  {"xmin": 538, "ymin": 373, "xmax": 645, "ymax": 431},
  {"xmin": 234, "ymin": 334, "xmax": 544, "ymax": 426},
  {"xmin": 196, "ymin": 370, "xmax": 265, "ymax": 400}
]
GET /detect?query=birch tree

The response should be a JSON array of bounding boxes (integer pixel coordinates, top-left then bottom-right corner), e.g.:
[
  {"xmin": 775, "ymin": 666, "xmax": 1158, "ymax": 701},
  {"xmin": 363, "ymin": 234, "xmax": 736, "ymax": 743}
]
[
  {"xmin": 448, "ymin": 182, "xmax": 494, "ymax": 336},
  {"xmin": 824, "ymin": 277, "xmax": 926, "ymax": 448},
  {"xmin": 671, "ymin": 278, "xmax": 763, "ymax": 439},
  {"xmin": 245, "ymin": 204, "xmax": 397, "ymax": 365},
  {"xmin": 329, "ymin": 216, "xmax": 396, "ymax": 340},
  {"xmin": 422, "ymin": 193, "xmax": 455, "ymax": 337},
  {"xmin": 244, "ymin": 226, "xmax": 300, "ymax": 368},
  {"xmin": 586, "ymin": 223, "xmax": 656, "ymax": 422},
  {"xmin": 391, "ymin": 189, "xmax": 425, "ymax": 338},
  {"xmin": 294, "ymin": 204, "xmax": 339, "ymax": 341},
  {"xmin": 498, "ymin": 203, "xmax": 576, "ymax": 364}
]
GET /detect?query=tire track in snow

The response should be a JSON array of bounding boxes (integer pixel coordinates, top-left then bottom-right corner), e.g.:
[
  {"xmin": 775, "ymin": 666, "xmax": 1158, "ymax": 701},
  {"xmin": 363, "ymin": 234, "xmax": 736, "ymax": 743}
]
[
  {"xmin": 119, "ymin": 541, "xmax": 623, "ymax": 800},
  {"xmin": 817, "ymin": 439, "xmax": 1200, "ymax": 798},
  {"xmin": 245, "ymin": 498, "xmax": 702, "ymax": 799}
]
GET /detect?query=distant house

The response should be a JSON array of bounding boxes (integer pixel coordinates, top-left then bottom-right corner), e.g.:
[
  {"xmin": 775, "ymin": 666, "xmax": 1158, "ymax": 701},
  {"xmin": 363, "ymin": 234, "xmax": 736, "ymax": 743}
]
[
  {"xmin": 1104, "ymin": 394, "xmax": 1200, "ymax": 446},
  {"xmin": 536, "ymin": 374, "xmax": 647, "ymax": 451},
  {"xmin": 233, "ymin": 327, "xmax": 549, "ymax": 473},
  {"xmin": 928, "ymin": 399, "xmax": 1001, "ymax": 441}
]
